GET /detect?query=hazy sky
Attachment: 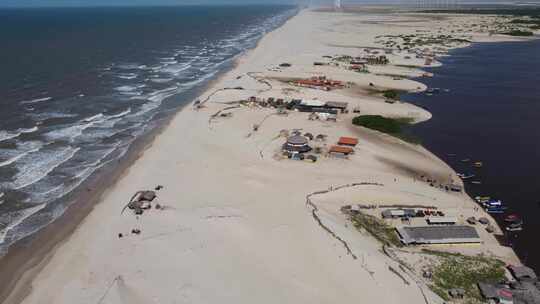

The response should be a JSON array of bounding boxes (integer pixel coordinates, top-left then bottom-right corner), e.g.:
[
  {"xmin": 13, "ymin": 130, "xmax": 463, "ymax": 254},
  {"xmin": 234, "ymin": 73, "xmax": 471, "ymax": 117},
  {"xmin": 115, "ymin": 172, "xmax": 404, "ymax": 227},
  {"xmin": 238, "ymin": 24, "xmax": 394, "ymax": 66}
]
[
  {"xmin": 0, "ymin": 0, "xmax": 302, "ymax": 7},
  {"xmin": 0, "ymin": 0, "xmax": 537, "ymax": 7}
]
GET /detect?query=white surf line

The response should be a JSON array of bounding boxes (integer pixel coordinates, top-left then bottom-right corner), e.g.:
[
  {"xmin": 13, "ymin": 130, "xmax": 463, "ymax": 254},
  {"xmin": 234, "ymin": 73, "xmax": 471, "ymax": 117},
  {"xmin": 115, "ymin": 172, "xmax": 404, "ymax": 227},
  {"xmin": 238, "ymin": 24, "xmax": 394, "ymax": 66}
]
[
  {"xmin": 0, "ymin": 147, "xmax": 41, "ymax": 168},
  {"xmin": 20, "ymin": 97, "xmax": 52, "ymax": 105}
]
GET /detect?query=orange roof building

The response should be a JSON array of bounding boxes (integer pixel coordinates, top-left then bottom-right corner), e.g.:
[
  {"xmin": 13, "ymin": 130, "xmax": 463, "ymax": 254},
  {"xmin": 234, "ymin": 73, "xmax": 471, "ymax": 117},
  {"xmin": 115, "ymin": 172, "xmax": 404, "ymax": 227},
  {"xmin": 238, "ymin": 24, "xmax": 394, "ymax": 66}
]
[
  {"xmin": 338, "ymin": 136, "xmax": 358, "ymax": 146},
  {"xmin": 329, "ymin": 145, "xmax": 354, "ymax": 155}
]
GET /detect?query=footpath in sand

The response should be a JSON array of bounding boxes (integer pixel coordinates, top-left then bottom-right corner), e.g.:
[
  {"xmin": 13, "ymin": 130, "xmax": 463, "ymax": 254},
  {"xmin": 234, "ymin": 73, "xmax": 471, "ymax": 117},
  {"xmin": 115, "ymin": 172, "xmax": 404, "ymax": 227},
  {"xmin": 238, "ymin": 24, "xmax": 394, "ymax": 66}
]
[{"xmin": 12, "ymin": 8, "xmax": 529, "ymax": 304}]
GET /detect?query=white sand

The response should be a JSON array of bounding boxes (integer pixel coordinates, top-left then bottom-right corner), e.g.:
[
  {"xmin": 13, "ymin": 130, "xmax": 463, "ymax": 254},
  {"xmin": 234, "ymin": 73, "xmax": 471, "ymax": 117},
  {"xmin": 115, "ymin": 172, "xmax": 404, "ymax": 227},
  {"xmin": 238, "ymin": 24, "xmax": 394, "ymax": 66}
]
[{"xmin": 11, "ymin": 8, "xmax": 523, "ymax": 304}]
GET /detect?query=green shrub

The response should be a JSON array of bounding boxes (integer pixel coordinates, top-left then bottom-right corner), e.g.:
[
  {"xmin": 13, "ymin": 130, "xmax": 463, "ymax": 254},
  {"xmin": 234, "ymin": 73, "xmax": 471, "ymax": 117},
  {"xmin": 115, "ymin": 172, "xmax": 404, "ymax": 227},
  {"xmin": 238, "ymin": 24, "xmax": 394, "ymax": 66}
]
[
  {"xmin": 352, "ymin": 115, "xmax": 420, "ymax": 143},
  {"xmin": 510, "ymin": 18, "xmax": 540, "ymax": 25},
  {"xmin": 422, "ymin": 250, "xmax": 506, "ymax": 301},
  {"xmin": 501, "ymin": 30, "xmax": 534, "ymax": 36},
  {"xmin": 352, "ymin": 115, "xmax": 412, "ymax": 133},
  {"xmin": 382, "ymin": 90, "xmax": 400, "ymax": 100},
  {"xmin": 350, "ymin": 212, "xmax": 402, "ymax": 247}
]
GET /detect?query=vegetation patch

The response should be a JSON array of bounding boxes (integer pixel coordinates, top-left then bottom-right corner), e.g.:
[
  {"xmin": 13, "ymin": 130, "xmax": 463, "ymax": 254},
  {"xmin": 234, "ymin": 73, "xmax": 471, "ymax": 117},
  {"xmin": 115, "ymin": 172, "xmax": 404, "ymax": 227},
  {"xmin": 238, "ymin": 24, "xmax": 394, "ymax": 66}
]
[
  {"xmin": 423, "ymin": 8, "xmax": 540, "ymax": 17},
  {"xmin": 350, "ymin": 211, "xmax": 402, "ymax": 247},
  {"xmin": 500, "ymin": 30, "xmax": 534, "ymax": 36},
  {"xmin": 422, "ymin": 249, "xmax": 506, "ymax": 302},
  {"xmin": 510, "ymin": 18, "xmax": 540, "ymax": 25},
  {"xmin": 353, "ymin": 115, "xmax": 420, "ymax": 144},
  {"xmin": 382, "ymin": 89, "xmax": 400, "ymax": 100}
]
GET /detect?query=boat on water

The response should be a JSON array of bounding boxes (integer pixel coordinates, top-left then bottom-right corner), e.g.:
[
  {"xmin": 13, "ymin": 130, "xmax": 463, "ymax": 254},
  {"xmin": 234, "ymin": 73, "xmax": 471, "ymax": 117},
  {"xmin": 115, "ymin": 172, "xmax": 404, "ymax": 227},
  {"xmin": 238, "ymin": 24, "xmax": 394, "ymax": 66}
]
[
  {"xmin": 504, "ymin": 214, "xmax": 520, "ymax": 222},
  {"xmin": 470, "ymin": 181, "xmax": 482, "ymax": 185},
  {"xmin": 473, "ymin": 161, "xmax": 483, "ymax": 168},
  {"xmin": 506, "ymin": 220, "xmax": 523, "ymax": 231},
  {"xmin": 457, "ymin": 173, "xmax": 475, "ymax": 180},
  {"xmin": 486, "ymin": 206, "xmax": 508, "ymax": 213},
  {"xmin": 506, "ymin": 223, "xmax": 523, "ymax": 232},
  {"xmin": 504, "ymin": 214, "xmax": 523, "ymax": 231},
  {"xmin": 461, "ymin": 158, "xmax": 470, "ymax": 162},
  {"xmin": 475, "ymin": 196, "xmax": 491, "ymax": 203},
  {"xmin": 483, "ymin": 199, "xmax": 507, "ymax": 213},
  {"xmin": 483, "ymin": 199, "xmax": 503, "ymax": 208}
]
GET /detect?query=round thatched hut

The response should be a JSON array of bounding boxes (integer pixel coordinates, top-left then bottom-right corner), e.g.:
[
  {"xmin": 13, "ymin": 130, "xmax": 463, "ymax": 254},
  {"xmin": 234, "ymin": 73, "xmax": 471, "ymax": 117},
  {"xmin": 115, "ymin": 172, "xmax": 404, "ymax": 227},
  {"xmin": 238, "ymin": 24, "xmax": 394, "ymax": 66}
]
[{"xmin": 282, "ymin": 135, "xmax": 312, "ymax": 154}]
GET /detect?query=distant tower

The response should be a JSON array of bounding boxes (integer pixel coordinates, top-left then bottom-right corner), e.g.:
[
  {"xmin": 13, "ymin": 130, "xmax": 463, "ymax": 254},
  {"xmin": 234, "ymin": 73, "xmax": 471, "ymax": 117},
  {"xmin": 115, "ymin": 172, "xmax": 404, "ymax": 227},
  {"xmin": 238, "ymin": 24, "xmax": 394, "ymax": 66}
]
[{"xmin": 334, "ymin": 0, "xmax": 342, "ymax": 9}]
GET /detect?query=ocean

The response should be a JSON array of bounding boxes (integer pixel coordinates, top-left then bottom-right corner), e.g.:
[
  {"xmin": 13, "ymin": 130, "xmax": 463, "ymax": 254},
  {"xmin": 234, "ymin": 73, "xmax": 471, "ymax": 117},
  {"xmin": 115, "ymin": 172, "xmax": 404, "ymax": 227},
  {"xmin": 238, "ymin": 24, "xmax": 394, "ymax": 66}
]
[
  {"xmin": 403, "ymin": 38, "xmax": 540, "ymax": 272},
  {"xmin": 0, "ymin": 5, "xmax": 297, "ymax": 254}
]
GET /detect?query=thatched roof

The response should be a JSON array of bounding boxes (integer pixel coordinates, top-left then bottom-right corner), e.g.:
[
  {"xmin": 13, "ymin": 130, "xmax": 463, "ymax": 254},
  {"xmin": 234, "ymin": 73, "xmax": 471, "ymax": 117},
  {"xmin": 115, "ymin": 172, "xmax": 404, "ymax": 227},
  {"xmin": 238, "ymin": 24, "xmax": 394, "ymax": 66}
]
[{"xmin": 287, "ymin": 135, "xmax": 308, "ymax": 145}]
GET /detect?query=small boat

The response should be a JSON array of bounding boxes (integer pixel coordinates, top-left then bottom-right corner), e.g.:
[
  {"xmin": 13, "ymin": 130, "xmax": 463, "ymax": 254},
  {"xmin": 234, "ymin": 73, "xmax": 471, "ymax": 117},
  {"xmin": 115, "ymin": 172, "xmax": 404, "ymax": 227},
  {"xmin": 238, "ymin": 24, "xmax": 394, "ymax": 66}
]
[
  {"xmin": 504, "ymin": 214, "xmax": 521, "ymax": 223},
  {"xmin": 461, "ymin": 158, "xmax": 471, "ymax": 162},
  {"xmin": 483, "ymin": 199, "xmax": 503, "ymax": 208},
  {"xmin": 475, "ymin": 196, "xmax": 491, "ymax": 204},
  {"xmin": 470, "ymin": 181, "xmax": 482, "ymax": 185},
  {"xmin": 486, "ymin": 206, "xmax": 508, "ymax": 213},
  {"xmin": 473, "ymin": 161, "xmax": 483, "ymax": 168},
  {"xmin": 457, "ymin": 173, "xmax": 475, "ymax": 180},
  {"xmin": 506, "ymin": 222, "xmax": 523, "ymax": 232}
]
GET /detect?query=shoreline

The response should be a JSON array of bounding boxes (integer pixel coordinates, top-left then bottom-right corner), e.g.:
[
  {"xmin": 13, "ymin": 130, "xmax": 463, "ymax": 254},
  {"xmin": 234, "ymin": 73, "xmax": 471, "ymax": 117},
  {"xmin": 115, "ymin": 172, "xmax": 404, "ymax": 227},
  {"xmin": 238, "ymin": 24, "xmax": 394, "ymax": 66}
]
[
  {"xmin": 3, "ymin": 7, "xmax": 535, "ymax": 304},
  {"xmin": 403, "ymin": 37, "xmax": 540, "ymax": 271},
  {"xmin": 0, "ymin": 8, "xmax": 299, "ymax": 304},
  {"xmin": 0, "ymin": 114, "xmax": 175, "ymax": 304}
]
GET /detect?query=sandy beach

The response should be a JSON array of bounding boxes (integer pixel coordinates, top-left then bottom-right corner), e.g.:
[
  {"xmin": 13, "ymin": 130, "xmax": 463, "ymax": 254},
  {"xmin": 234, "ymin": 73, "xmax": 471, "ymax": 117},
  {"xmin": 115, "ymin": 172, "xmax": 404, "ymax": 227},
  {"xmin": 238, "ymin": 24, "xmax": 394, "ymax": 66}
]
[{"xmin": 3, "ymin": 7, "xmax": 536, "ymax": 304}]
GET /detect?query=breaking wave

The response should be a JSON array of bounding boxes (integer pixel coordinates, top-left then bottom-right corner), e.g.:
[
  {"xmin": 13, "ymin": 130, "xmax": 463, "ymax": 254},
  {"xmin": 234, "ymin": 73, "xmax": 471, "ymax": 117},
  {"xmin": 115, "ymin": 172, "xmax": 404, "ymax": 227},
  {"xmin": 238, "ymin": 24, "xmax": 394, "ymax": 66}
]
[
  {"xmin": 0, "ymin": 126, "xmax": 39, "ymax": 143},
  {"xmin": 0, "ymin": 6, "xmax": 298, "ymax": 255},
  {"xmin": 19, "ymin": 97, "xmax": 52, "ymax": 105}
]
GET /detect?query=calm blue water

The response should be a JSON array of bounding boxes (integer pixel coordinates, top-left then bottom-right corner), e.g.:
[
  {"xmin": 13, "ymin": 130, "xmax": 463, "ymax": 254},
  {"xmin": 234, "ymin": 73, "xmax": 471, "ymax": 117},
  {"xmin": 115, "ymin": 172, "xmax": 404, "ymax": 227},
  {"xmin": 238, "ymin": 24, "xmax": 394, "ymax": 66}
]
[
  {"xmin": 404, "ymin": 38, "xmax": 540, "ymax": 272},
  {"xmin": 0, "ymin": 5, "xmax": 297, "ymax": 254}
]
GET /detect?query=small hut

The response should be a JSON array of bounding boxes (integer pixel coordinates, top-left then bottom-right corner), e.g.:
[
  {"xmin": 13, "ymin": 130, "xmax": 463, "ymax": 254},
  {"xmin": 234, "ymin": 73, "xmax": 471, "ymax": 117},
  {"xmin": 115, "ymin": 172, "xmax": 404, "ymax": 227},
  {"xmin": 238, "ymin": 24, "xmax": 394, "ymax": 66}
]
[
  {"xmin": 282, "ymin": 135, "xmax": 312, "ymax": 154},
  {"xmin": 329, "ymin": 145, "xmax": 354, "ymax": 156},
  {"xmin": 338, "ymin": 136, "xmax": 359, "ymax": 146},
  {"xmin": 315, "ymin": 134, "xmax": 327, "ymax": 142},
  {"xmin": 448, "ymin": 288, "xmax": 465, "ymax": 299}
]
